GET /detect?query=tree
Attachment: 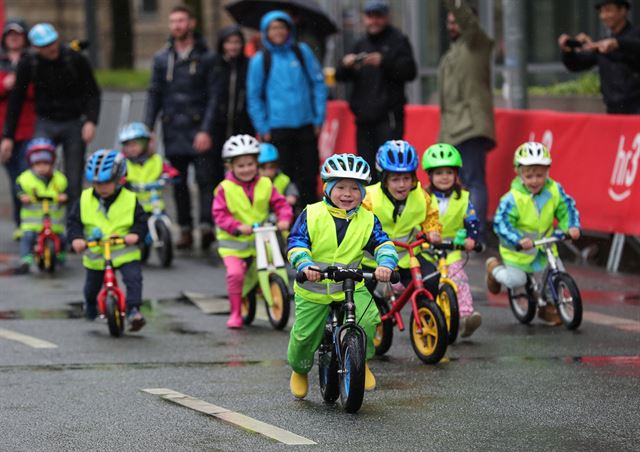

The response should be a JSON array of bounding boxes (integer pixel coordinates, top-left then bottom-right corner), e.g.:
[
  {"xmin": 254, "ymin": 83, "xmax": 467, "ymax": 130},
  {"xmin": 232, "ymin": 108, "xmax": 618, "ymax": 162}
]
[{"xmin": 110, "ymin": 0, "xmax": 134, "ymax": 68}]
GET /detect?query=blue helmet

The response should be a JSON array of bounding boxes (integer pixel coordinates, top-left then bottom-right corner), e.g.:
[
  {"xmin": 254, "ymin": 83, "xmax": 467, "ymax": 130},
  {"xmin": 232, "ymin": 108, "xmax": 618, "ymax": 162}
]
[
  {"xmin": 85, "ymin": 149, "xmax": 126, "ymax": 184},
  {"xmin": 376, "ymin": 140, "xmax": 418, "ymax": 173},
  {"xmin": 28, "ymin": 23, "xmax": 58, "ymax": 47},
  {"xmin": 321, "ymin": 153, "xmax": 371, "ymax": 183},
  {"xmin": 119, "ymin": 122, "xmax": 150, "ymax": 143},
  {"xmin": 258, "ymin": 143, "xmax": 279, "ymax": 164}
]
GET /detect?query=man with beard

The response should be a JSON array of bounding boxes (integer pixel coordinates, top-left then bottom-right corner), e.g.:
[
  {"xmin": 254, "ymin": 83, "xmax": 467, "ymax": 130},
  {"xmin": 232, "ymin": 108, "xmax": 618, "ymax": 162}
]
[
  {"xmin": 438, "ymin": 0, "xmax": 495, "ymax": 241},
  {"xmin": 145, "ymin": 5, "xmax": 216, "ymax": 250}
]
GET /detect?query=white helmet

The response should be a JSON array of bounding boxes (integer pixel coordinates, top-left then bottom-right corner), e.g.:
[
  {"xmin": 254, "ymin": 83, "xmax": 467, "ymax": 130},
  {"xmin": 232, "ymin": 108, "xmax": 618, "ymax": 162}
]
[
  {"xmin": 513, "ymin": 142, "xmax": 552, "ymax": 167},
  {"xmin": 320, "ymin": 153, "xmax": 371, "ymax": 183},
  {"xmin": 222, "ymin": 134, "xmax": 260, "ymax": 161}
]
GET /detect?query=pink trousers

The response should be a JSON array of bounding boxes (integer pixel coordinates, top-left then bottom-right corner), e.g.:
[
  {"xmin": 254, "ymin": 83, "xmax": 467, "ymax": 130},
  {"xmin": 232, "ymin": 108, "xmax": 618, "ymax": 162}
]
[{"xmin": 448, "ymin": 260, "xmax": 474, "ymax": 317}]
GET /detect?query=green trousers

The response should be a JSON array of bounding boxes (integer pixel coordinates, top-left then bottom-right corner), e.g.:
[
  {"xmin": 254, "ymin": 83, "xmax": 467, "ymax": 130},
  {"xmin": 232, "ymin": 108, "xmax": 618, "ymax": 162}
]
[{"xmin": 287, "ymin": 286, "xmax": 381, "ymax": 375}]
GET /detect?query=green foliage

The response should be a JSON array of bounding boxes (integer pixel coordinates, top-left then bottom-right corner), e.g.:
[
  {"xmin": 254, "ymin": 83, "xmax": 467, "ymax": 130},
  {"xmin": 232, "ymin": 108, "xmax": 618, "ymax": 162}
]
[
  {"xmin": 95, "ymin": 69, "xmax": 150, "ymax": 90},
  {"xmin": 529, "ymin": 73, "xmax": 600, "ymax": 96}
]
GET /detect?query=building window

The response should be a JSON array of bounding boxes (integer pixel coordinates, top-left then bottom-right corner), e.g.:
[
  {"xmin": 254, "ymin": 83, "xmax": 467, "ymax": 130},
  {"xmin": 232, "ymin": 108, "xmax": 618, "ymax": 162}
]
[{"xmin": 141, "ymin": 0, "xmax": 158, "ymax": 14}]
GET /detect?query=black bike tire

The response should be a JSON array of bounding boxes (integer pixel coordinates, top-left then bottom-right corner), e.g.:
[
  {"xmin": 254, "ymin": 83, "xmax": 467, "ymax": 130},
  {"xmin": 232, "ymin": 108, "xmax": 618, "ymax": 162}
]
[
  {"xmin": 241, "ymin": 288, "xmax": 257, "ymax": 325},
  {"xmin": 409, "ymin": 297, "xmax": 448, "ymax": 364},
  {"xmin": 44, "ymin": 238, "xmax": 57, "ymax": 273},
  {"xmin": 373, "ymin": 296, "xmax": 393, "ymax": 356},
  {"xmin": 318, "ymin": 329, "xmax": 340, "ymax": 403},
  {"xmin": 265, "ymin": 274, "xmax": 290, "ymax": 330},
  {"xmin": 553, "ymin": 273, "xmax": 583, "ymax": 330},
  {"xmin": 106, "ymin": 293, "xmax": 125, "ymax": 337},
  {"xmin": 339, "ymin": 331, "xmax": 366, "ymax": 413},
  {"xmin": 155, "ymin": 220, "xmax": 174, "ymax": 268},
  {"xmin": 438, "ymin": 283, "xmax": 459, "ymax": 344},
  {"xmin": 508, "ymin": 287, "xmax": 536, "ymax": 324}
]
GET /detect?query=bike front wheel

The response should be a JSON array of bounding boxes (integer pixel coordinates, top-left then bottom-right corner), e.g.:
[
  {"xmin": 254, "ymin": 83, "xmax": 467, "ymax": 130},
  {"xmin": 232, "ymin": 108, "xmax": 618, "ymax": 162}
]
[
  {"xmin": 241, "ymin": 287, "xmax": 257, "ymax": 325},
  {"xmin": 373, "ymin": 296, "xmax": 393, "ymax": 356},
  {"xmin": 508, "ymin": 286, "xmax": 536, "ymax": 324},
  {"xmin": 318, "ymin": 329, "xmax": 339, "ymax": 403},
  {"xmin": 106, "ymin": 293, "xmax": 125, "ymax": 337},
  {"xmin": 409, "ymin": 297, "xmax": 448, "ymax": 364},
  {"xmin": 155, "ymin": 219, "xmax": 173, "ymax": 268},
  {"xmin": 265, "ymin": 274, "xmax": 290, "ymax": 330},
  {"xmin": 339, "ymin": 331, "xmax": 366, "ymax": 413},
  {"xmin": 43, "ymin": 238, "xmax": 57, "ymax": 273},
  {"xmin": 437, "ymin": 283, "xmax": 459, "ymax": 344},
  {"xmin": 553, "ymin": 273, "xmax": 583, "ymax": 330}
]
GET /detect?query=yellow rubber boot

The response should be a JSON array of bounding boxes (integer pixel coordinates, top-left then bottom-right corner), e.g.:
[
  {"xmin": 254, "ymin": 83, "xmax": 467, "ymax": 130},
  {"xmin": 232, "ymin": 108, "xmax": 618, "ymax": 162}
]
[
  {"xmin": 290, "ymin": 371, "xmax": 308, "ymax": 399},
  {"xmin": 364, "ymin": 363, "xmax": 376, "ymax": 391}
]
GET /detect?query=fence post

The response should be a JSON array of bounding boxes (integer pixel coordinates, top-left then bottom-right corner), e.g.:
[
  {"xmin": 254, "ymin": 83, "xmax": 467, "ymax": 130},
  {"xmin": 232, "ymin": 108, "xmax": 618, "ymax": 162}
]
[
  {"xmin": 606, "ymin": 233, "xmax": 626, "ymax": 273},
  {"xmin": 113, "ymin": 93, "xmax": 132, "ymax": 148}
]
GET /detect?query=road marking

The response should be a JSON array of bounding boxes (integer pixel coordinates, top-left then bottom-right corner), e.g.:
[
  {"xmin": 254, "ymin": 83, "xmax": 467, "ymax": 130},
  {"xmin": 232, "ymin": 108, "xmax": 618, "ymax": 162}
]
[
  {"xmin": 583, "ymin": 312, "xmax": 640, "ymax": 333},
  {"xmin": 142, "ymin": 388, "xmax": 316, "ymax": 445},
  {"xmin": 0, "ymin": 327, "xmax": 58, "ymax": 348}
]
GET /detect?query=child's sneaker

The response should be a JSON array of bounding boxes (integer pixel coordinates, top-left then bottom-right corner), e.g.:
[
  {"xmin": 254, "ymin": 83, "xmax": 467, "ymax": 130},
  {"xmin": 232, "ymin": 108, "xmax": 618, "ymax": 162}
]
[
  {"xmin": 485, "ymin": 257, "xmax": 502, "ymax": 294},
  {"xmin": 538, "ymin": 303, "xmax": 562, "ymax": 325},
  {"xmin": 84, "ymin": 302, "xmax": 98, "ymax": 321},
  {"xmin": 13, "ymin": 256, "xmax": 32, "ymax": 275},
  {"xmin": 290, "ymin": 371, "xmax": 308, "ymax": 399},
  {"xmin": 127, "ymin": 307, "xmax": 146, "ymax": 332},
  {"xmin": 461, "ymin": 311, "xmax": 482, "ymax": 337},
  {"xmin": 365, "ymin": 363, "xmax": 376, "ymax": 391}
]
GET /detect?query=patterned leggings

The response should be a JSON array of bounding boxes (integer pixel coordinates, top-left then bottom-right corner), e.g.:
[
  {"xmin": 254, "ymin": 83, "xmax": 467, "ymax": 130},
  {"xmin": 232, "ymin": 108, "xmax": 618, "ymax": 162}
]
[{"xmin": 448, "ymin": 260, "xmax": 474, "ymax": 317}]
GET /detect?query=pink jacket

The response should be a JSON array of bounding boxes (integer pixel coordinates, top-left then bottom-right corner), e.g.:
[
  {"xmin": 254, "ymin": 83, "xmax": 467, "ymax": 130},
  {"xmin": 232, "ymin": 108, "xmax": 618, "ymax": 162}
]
[{"xmin": 213, "ymin": 172, "xmax": 293, "ymax": 234}]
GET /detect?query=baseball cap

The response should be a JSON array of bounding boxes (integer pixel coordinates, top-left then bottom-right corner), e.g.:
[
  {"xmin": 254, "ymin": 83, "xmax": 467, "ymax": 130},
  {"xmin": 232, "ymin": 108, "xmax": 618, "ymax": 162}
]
[
  {"xmin": 364, "ymin": 1, "xmax": 390, "ymax": 15},
  {"xmin": 595, "ymin": 0, "xmax": 631, "ymax": 9},
  {"xmin": 28, "ymin": 23, "xmax": 58, "ymax": 47}
]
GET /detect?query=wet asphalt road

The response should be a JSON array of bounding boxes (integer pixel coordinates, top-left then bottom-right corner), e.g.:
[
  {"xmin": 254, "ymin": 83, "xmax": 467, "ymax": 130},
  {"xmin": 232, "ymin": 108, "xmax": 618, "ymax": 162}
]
[{"xmin": 0, "ymin": 219, "xmax": 639, "ymax": 451}]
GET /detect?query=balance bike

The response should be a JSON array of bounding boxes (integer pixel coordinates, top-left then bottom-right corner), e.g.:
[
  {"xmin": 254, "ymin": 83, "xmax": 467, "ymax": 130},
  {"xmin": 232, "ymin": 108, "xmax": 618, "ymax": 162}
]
[{"xmin": 32, "ymin": 195, "xmax": 64, "ymax": 273}]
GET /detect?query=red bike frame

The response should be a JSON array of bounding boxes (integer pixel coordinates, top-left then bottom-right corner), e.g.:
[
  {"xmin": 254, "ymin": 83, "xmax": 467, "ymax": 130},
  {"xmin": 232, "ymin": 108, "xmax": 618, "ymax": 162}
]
[
  {"xmin": 380, "ymin": 234, "xmax": 435, "ymax": 335},
  {"xmin": 90, "ymin": 237, "xmax": 127, "ymax": 318},
  {"xmin": 34, "ymin": 197, "xmax": 62, "ymax": 259}
]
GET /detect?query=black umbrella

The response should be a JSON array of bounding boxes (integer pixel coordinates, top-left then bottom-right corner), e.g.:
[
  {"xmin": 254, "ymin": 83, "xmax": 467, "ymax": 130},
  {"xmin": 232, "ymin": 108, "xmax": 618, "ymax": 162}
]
[{"xmin": 225, "ymin": 0, "xmax": 338, "ymax": 37}]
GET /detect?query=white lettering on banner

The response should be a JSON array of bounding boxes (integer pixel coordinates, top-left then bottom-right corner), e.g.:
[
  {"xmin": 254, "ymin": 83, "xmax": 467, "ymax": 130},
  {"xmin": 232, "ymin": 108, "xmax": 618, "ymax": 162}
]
[
  {"xmin": 318, "ymin": 119, "xmax": 339, "ymax": 161},
  {"xmin": 528, "ymin": 130, "xmax": 554, "ymax": 150},
  {"xmin": 608, "ymin": 134, "xmax": 640, "ymax": 202}
]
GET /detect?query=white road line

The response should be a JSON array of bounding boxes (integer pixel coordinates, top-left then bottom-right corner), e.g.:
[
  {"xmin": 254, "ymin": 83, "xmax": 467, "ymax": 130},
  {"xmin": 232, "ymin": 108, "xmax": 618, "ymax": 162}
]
[
  {"xmin": 142, "ymin": 388, "xmax": 316, "ymax": 445},
  {"xmin": 0, "ymin": 327, "xmax": 58, "ymax": 348},
  {"xmin": 583, "ymin": 312, "xmax": 640, "ymax": 333}
]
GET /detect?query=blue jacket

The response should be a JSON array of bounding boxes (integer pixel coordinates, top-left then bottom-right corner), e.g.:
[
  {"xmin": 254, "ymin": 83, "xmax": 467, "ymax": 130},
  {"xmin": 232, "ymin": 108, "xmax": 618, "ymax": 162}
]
[{"xmin": 247, "ymin": 11, "xmax": 327, "ymax": 134}]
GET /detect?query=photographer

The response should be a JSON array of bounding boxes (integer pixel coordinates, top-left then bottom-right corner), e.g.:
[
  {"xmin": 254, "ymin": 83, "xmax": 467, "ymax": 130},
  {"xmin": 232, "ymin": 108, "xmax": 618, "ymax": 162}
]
[
  {"xmin": 559, "ymin": 0, "xmax": 640, "ymax": 114},
  {"xmin": 335, "ymin": 1, "xmax": 417, "ymax": 179}
]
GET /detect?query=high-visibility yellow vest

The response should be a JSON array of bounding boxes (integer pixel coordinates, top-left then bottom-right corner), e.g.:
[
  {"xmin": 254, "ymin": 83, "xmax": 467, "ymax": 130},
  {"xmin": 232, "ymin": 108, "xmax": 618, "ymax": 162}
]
[
  {"xmin": 273, "ymin": 172, "xmax": 290, "ymax": 195},
  {"xmin": 499, "ymin": 181, "xmax": 561, "ymax": 270},
  {"xmin": 17, "ymin": 170, "xmax": 67, "ymax": 234},
  {"xmin": 125, "ymin": 154, "xmax": 164, "ymax": 213},
  {"xmin": 431, "ymin": 190, "xmax": 469, "ymax": 264},
  {"xmin": 362, "ymin": 182, "xmax": 426, "ymax": 268},
  {"xmin": 215, "ymin": 177, "xmax": 272, "ymax": 258},
  {"xmin": 80, "ymin": 187, "xmax": 141, "ymax": 270},
  {"xmin": 294, "ymin": 202, "xmax": 374, "ymax": 304}
]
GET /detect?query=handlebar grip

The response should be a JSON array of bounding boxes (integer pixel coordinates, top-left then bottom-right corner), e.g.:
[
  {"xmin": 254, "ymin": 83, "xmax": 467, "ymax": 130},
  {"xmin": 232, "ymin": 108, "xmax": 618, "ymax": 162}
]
[
  {"xmin": 472, "ymin": 243, "xmax": 485, "ymax": 253},
  {"xmin": 390, "ymin": 271, "xmax": 400, "ymax": 284},
  {"xmin": 296, "ymin": 272, "xmax": 308, "ymax": 284},
  {"xmin": 514, "ymin": 244, "xmax": 523, "ymax": 251}
]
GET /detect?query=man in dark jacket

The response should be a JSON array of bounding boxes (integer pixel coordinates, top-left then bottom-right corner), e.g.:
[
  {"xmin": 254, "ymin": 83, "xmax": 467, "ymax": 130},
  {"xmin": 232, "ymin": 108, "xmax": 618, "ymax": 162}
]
[
  {"xmin": 206, "ymin": 26, "xmax": 254, "ymax": 191},
  {"xmin": 0, "ymin": 22, "xmax": 100, "ymax": 210},
  {"xmin": 335, "ymin": 1, "xmax": 417, "ymax": 178},
  {"xmin": 145, "ymin": 5, "xmax": 216, "ymax": 250},
  {"xmin": 559, "ymin": 0, "xmax": 640, "ymax": 114}
]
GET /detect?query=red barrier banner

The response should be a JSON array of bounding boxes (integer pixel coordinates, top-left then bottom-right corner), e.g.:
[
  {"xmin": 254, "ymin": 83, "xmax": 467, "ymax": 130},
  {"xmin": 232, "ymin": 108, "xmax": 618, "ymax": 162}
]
[{"xmin": 319, "ymin": 100, "xmax": 640, "ymax": 236}]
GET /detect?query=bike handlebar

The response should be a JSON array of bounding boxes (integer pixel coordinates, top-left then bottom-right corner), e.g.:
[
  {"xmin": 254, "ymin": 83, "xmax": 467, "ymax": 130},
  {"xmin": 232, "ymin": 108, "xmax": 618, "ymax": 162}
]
[
  {"xmin": 86, "ymin": 236, "xmax": 126, "ymax": 248},
  {"xmin": 129, "ymin": 178, "xmax": 170, "ymax": 192},
  {"xmin": 514, "ymin": 233, "xmax": 571, "ymax": 251},
  {"xmin": 296, "ymin": 266, "xmax": 401, "ymax": 285},
  {"xmin": 429, "ymin": 241, "xmax": 484, "ymax": 253}
]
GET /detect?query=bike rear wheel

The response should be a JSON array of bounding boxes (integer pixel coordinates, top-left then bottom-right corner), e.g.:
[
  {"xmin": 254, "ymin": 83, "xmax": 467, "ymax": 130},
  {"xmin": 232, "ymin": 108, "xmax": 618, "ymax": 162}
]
[
  {"xmin": 241, "ymin": 288, "xmax": 257, "ymax": 325},
  {"xmin": 437, "ymin": 283, "xmax": 459, "ymax": 344},
  {"xmin": 265, "ymin": 274, "xmax": 290, "ymax": 330},
  {"xmin": 508, "ymin": 285, "xmax": 536, "ymax": 324},
  {"xmin": 553, "ymin": 273, "xmax": 583, "ymax": 330},
  {"xmin": 106, "ymin": 293, "xmax": 125, "ymax": 337},
  {"xmin": 339, "ymin": 331, "xmax": 366, "ymax": 413},
  {"xmin": 373, "ymin": 297, "xmax": 393, "ymax": 356},
  {"xmin": 318, "ymin": 328, "xmax": 339, "ymax": 403},
  {"xmin": 155, "ymin": 220, "xmax": 173, "ymax": 268},
  {"xmin": 409, "ymin": 297, "xmax": 448, "ymax": 364}
]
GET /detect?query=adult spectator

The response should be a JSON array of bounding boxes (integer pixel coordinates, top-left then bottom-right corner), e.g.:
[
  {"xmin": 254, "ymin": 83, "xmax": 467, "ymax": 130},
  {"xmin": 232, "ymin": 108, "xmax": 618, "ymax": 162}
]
[
  {"xmin": 145, "ymin": 5, "xmax": 216, "ymax": 250},
  {"xmin": 335, "ymin": 1, "xmax": 417, "ymax": 179},
  {"xmin": 559, "ymin": 0, "xmax": 640, "ymax": 114},
  {"xmin": 1, "ymin": 23, "xmax": 100, "ymax": 211},
  {"xmin": 438, "ymin": 0, "xmax": 495, "ymax": 240},
  {"xmin": 0, "ymin": 18, "xmax": 34, "ymax": 234},
  {"xmin": 206, "ymin": 25, "xmax": 254, "ymax": 190},
  {"xmin": 247, "ymin": 11, "xmax": 327, "ymax": 207}
]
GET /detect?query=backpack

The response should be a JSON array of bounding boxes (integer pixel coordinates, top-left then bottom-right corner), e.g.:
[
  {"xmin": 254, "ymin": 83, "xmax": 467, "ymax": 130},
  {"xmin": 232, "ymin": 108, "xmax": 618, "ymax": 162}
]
[{"xmin": 261, "ymin": 44, "xmax": 314, "ymax": 113}]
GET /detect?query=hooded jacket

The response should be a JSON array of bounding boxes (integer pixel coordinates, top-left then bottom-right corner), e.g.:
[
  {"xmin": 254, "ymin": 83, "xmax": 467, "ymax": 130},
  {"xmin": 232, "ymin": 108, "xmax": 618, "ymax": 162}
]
[
  {"xmin": 144, "ymin": 33, "xmax": 215, "ymax": 156},
  {"xmin": 246, "ymin": 11, "xmax": 327, "ymax": 135},
  {"xmin": 204, "ymin": 26, "xmax": 254, "ymax": 138}
]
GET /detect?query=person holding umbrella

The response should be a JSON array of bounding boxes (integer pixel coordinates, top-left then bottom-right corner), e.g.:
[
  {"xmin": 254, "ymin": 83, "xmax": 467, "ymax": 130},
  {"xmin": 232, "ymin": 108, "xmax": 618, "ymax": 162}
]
[{"xmin": 246, "ymin": 10, "xmax": 327, "ymax": 208}]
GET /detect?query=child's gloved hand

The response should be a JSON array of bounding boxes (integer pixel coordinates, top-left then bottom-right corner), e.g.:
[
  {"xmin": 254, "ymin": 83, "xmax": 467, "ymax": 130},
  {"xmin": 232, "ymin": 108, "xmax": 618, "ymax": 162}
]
[
  {"xmin": 464, "ymin": 238, "xmax": 476, "ymax": 252},
  {"xmin": 427, "ymin": 232, "xmax": 442, "ymax": 244},
  {"xmin": 19, "ymin": 194, "xmax": 31, "ymax": 204},
  {"xmin": 519, "ymin": 238, "xmax": 534, "ymax": 250},
  {"xmin": 72, "ymin": 239, "xmax": 87, "ymax": 253},
  {"xmin": 303, "ymin": 267, "xmax": 321, "ymax": 282},
  {"xmin": 375, "ymin": 266, "xmax": 392, "ymax": 283},
  {"xmin": 57, "ymin": 193, "xmax": 68, "ymax": 203},
  {"xmin": 276, "ymin": 220, "xmax": 289, "ymax": 232},
  {"xmin": 237, "ymin": 224, "xmax": 253, "ymax": 235},
  {"xmin": 568, "ymin": 227, "xmax": 581, "ymax": 241},
  {"xmin": 124, "ymin": 234, "xmax": 139, "ymax": 246}
]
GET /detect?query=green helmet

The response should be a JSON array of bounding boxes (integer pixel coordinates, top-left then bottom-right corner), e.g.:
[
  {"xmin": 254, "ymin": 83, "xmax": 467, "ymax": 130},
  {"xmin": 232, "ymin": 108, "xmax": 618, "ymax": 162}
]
[
  {"xmin": 422, "ymin": 143, "xmax": 463, "ymax": 170},
  {"xmin": 513, "ymin": 142, "xmax": 552, "ymax": 167}
]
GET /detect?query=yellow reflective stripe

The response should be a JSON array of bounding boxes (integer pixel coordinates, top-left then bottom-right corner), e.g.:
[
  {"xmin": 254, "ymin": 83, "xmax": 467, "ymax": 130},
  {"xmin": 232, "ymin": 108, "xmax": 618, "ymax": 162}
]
[
  {"xmin": 85, "ymin": 245, "xmax": 139, "ymax": 262},
  {"xmin": 217, "ymin": 240, "xmax": 252, "ymax": 250}
]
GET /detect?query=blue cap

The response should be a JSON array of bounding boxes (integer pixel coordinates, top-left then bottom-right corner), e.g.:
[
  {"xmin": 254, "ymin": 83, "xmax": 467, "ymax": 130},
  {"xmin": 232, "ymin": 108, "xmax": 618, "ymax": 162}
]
[
  {"xmin": 258, "ymin": 143, "xmax": 279, "ymax": 164},
  {"xmin": 364, "ymin": 1, "xmax": 389, "ymax": 15},
  {"xmin": 28, "ymin": 23, "xmax": 58, "ymax": 47}
]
